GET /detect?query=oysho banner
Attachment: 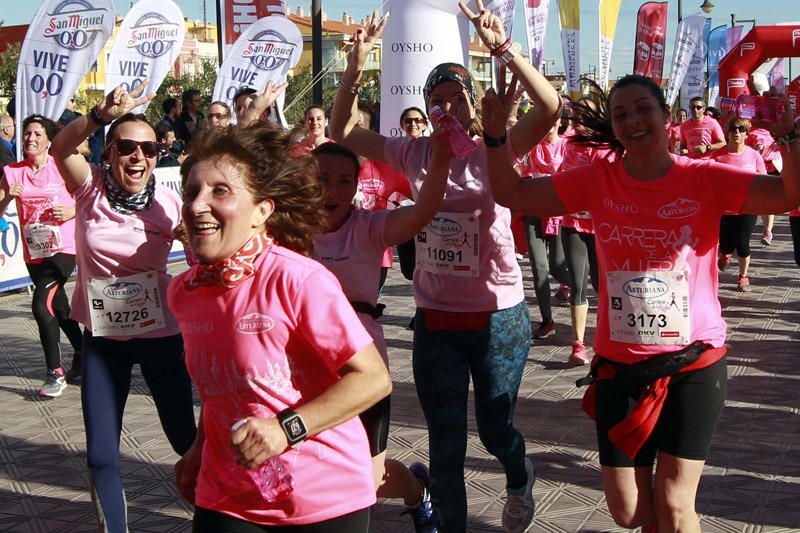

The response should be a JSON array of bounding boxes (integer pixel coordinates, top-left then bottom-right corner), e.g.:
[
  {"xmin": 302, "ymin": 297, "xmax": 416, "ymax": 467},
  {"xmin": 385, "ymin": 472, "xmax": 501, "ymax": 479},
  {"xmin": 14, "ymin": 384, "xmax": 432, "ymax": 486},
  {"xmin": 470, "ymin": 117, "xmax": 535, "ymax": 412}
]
[
  {"xmin": 665, "ymin": 14, "xmax": 707, "ymax": 106},
  {"xmin": 106, "ymin": 0, "xmax": 185, "ymax": 114},
  {"xmin": 15, "ymin": 0, "xmax": 115, "ymax": 156},
  {"xmin": 217, "ymin": 0, "xmax": 286, "ymax": 60},
  {"xmin": 598, "ymin": 0, "xmax": 621, "ymax": 91},
  {"xmin": 379, "ymin": 0, "xmax": 469, "ymax": 138},
  {"xmin": 556, "ymin": 0, "xmax": 580, "ymax": 99},
  {"xmin": 632, "ymin": 1, "xmax": 668, "ymax": 83},
  {"xmin": 524, "ymin": 0, "xmax": 549, "ymax": 71},
  {"xmin": 212, "ymin": 14, "xmax": 302, "ymax": 125}
]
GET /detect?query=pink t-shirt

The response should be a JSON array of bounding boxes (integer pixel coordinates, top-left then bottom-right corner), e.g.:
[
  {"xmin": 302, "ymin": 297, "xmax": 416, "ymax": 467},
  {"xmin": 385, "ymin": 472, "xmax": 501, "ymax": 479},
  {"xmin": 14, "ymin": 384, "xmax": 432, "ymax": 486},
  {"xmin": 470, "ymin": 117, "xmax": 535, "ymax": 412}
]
[
  {"xmin": 168, "ymin": 245, "xmax": 376, "ymax": 526},
  {"xmin": 313, "ymin": 209, "xmax": 390, "ymax": 364},
  {"xmin": 745, "ymin": 128, "xmax": 780, "ymax": 173},
  {"xmin": 679, "ymin": 116, "xmax": 725, "ymax": 159},
  {"xmin": 711, "ymin": 146, "xmax": 767, "ymax": 174},
  {"xmin": 527, "ymin": 137, "xmax": 567, "ymax": 177},
  {"xmin": 552, "ymin": 156, "xmax": 753, "ymax": 363},
  {"xmin": 559, "ymin": 140, "xmax": 613, "ymax": 233},
  {"xmin": 3, "ymin": 156, "xmax": 76, "ymax": 263},
  {"xmin": 71, "ymin": 166, "xmax": 181, "ymax": 339},
  {"xmin": 290, "ymin": 137, "xmax": 335, "ymax": 158},
  {"xmin": 384, "ymin": 135, "xmax": 524, "ymax": 312}
]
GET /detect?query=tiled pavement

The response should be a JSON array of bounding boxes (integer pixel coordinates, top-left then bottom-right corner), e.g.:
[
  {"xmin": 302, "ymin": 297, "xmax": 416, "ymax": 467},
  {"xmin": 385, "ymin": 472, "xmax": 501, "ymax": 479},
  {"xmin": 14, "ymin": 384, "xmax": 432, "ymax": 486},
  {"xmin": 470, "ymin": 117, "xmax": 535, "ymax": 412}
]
[{"xmin": 1, "ymin": 218, "xmax": 798, "ymax": 532}]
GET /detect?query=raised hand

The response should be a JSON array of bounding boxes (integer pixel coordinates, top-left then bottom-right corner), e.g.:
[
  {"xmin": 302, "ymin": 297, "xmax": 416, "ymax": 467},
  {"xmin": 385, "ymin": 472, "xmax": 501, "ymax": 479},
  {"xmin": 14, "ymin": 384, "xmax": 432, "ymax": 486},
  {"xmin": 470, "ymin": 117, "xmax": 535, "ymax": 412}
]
[
  {"xmin": 481, "ymin": 66, "xmax": 519, "ymax": 138},
  {"xmin": 98, "ymin": 80, "xmax": 156, "ymax": 122},
  {"xmin": 347, "ymin": 11, "xmax": 389, "ymax": 71},
  {"xmin": 242, "ymin": 80, "xmax": 289, "ymax": 123},
  {"xmin": 459, "ymin": 0, "xmax": 506, "ymax": 51},
  {"xmin": 763, "ymin": 94, "xmax": 796, "ymax": 139}
]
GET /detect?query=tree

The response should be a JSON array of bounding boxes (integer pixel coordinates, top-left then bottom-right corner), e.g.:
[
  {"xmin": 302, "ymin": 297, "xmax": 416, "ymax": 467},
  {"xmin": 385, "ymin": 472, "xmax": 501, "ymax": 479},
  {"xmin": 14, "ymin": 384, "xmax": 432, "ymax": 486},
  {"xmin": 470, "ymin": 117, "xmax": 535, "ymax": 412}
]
[
  {"xmin": 145, "ymin": 58, "xmax": 219, "ymax": 124},
  {"xmin": 0, "ymin": 43, "xmax": 20, "ymax": 97}
]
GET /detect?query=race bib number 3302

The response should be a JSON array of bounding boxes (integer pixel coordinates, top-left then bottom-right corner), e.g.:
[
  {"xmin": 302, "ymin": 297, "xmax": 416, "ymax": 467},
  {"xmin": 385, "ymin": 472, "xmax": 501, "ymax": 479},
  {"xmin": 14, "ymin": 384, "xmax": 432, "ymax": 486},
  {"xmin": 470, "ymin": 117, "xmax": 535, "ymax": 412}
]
[{"xmin": 87, "ymin": 272, "xmax": 165, "ymax": 336}]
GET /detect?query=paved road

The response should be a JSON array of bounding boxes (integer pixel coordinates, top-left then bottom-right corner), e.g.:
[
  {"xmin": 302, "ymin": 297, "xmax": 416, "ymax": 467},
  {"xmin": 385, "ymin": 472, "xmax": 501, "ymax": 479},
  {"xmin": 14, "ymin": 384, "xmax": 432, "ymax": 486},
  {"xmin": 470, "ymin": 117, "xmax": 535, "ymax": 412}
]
[{"xmin": 1, "ymin": 218, "xmax": 798, "ymax": 532}]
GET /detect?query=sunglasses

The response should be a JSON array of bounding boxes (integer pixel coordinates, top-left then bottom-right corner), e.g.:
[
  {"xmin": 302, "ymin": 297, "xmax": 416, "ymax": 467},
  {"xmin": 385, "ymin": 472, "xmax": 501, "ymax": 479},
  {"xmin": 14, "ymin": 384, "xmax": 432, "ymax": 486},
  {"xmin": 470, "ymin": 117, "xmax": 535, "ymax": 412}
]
[
  {"xmin": 691, "ymin": 105, "xmax": 705, "ymax": 110},
  {"xmin": 728, "ymin": 125, "xmax": 748, "ymax": 133},
  {"xmin": 115, "ymin": 139, "xmax": 159, "ymax": 159},
  {"xmin": 403, "ymin": 117, "xmax": 425, "ymax": 126}
]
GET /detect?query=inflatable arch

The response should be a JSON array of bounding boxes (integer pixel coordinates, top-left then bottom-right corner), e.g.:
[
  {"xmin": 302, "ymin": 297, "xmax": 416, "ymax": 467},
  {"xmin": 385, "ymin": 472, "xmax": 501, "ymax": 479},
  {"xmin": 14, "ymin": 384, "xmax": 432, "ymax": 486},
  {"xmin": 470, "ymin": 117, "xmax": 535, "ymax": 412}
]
[
  {"xmin": 718, "ymin": 25, "xmax": 800, "ymax": 103},
  {"xmin": 788, "ymin": 75, "xmax": 800, "ymax": 113}
]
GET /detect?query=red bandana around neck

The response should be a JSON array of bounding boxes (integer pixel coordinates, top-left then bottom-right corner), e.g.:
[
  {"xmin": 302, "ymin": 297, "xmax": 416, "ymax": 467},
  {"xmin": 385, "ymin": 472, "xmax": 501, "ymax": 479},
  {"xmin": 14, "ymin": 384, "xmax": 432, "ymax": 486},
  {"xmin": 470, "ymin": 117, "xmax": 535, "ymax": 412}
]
[{"xmin": 185, "ymin": 231, "xmax": 274, "ymax": 290}]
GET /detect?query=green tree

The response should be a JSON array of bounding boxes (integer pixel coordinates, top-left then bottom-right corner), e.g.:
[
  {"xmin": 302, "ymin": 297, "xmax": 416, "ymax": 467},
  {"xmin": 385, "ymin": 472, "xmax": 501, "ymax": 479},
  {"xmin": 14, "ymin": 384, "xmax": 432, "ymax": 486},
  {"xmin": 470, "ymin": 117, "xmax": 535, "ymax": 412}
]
[
  {"xmin": 145, "ymin": 58, "xmax": 219, "ymax": 124},
  {"xmin": 0, "ymin": 43, "xmax": 20, "ymax": 97}
]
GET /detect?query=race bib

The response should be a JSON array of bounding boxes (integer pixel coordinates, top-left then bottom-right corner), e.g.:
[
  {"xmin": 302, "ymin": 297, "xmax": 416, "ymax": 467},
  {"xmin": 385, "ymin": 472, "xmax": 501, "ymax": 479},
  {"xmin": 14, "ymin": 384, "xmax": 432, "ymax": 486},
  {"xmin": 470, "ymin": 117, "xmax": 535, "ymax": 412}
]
[
  {"xmin": 607, "ymin": 270, "xmax": 691, "ymax": 345},
  {"xmin": 87, "ymin": 272, "xmax": 166, "ymax": 336},
  {"xmin": 415, "ymin": 212, "xmax": 479, "ymax": 277},
  {"xmin": 23, "ymin": 223, "xmax": 63, "ymax": 260}
]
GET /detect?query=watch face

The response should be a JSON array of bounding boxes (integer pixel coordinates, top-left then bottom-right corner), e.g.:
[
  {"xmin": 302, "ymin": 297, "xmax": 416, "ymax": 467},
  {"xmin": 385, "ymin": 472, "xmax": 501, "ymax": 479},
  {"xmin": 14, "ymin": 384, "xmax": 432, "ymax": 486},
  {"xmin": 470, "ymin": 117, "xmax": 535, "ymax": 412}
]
[{"xmin": 284, "ymin": 414, "xmax": 307, "ymax": 440}]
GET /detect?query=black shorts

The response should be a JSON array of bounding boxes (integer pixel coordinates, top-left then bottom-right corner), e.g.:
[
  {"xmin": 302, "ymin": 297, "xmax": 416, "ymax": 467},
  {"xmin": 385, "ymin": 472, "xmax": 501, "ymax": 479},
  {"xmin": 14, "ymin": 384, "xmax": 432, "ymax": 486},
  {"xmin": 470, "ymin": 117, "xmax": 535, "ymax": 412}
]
[
  {"xmin": 595, "ymin": 357, "xmax": 727, "ymax": 467},
  {"xmin": 359, "ymin": 395, "xmax": 390, "ymax": 457},
  {"xmin": 193, "ymin": 506, "xmax": 371, "ymax": 532}
]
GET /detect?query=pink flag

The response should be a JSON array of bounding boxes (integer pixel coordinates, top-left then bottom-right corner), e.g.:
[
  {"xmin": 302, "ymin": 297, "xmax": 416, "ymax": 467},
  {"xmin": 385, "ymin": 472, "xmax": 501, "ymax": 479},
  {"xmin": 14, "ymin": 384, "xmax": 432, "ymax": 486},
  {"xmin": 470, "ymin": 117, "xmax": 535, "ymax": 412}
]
[{"xmin": 633, "ymin": 1, "xmax": 668, "ymax": 84}]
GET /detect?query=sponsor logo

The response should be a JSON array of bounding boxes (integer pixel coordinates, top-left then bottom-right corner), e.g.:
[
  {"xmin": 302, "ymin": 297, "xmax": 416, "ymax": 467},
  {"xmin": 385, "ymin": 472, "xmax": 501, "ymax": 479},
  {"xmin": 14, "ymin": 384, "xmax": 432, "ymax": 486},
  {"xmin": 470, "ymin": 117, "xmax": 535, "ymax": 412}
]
[
  {"xmin": 358, "ymin": 178, "xmax": 383, "ymax": 193},
  {"xmin": 726, "ymin": 78, "xmax": 747, "ymax": 94},
  {"xmin": 236, "ymin": 312, "xmax": 274, "ymax": 334},
  {"xmin": 661, "ymin": 331, "xmax": 681, "ymax": 337},
  {"xmin": 44, "ymin": 0, "xmax": 108, "ymax": 50},
  {"xmin": 658, "ymin": 198, "xmax": 700, "ymax": 219},
  {"xmin": 652, "ymin": 42, "xmax": 664, "ymax": 59},
  {"xmin": 637, "ymin": 42, "xmax": 650, "ymax": 62},
  {"xmin": 794, "ymin": 29, "xmax": 800, "ymax": 48},
  {"xmin": 242, "ymin": 30, "xmax": 296, "ymax": 71},
  {"xmin": 739, "ymin": 42, "xmax": 756, "ymax": 56},
  {"xmin": 103, "ymin": 281, "xmax": 142, "ymax": 300},
  {"xmin": 428, "ymin": 216, "xmax": 462, "ymax": 237},
  {"xmin": 127, "ymin": 13, "xmax": 181, "ymax": 58},
  {"xmin": 623, "ymin": 276, "xmax": 669, "ymax": 300}
]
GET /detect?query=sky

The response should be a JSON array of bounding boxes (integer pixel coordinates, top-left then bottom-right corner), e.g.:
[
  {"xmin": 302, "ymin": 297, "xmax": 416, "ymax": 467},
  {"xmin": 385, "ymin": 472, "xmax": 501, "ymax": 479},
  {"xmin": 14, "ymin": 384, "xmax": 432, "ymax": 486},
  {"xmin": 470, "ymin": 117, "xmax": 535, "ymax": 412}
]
[{"xmin": 4, "ymin": 1, "xmax": 800, "ymax": 80}]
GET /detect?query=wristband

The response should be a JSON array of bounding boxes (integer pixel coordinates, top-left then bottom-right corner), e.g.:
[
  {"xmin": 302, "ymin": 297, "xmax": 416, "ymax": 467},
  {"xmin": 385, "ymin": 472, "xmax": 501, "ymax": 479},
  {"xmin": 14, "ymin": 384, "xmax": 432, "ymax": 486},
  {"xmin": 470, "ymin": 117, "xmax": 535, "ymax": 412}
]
[
  {"xmin": 775, "ymin": 128, "xmax": 799, "ymax": 146},
  {"xmin": 338, "ymin": 80, "xmax": 361, "ymax": 95},
  {"xmin": 89, "ymin": 106, "xmax": 112, "ymax": 126},
  {"xmin": 483, "ymin": 132, "xmax": 507, "ymax": 147},
  {"xmin": 490, "ymin": 38, "xmax": 512, "ymax": 57}
]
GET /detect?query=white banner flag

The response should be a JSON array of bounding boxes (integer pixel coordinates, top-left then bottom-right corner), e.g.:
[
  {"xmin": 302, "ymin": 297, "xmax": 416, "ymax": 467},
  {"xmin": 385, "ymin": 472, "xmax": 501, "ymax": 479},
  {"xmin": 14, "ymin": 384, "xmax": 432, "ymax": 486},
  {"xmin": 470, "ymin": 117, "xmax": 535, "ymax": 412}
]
[
  {"xmin": 598, "ymin": 0, "xmax": 622, "ymax": 91},
  {"xmin": 665, "ymin": 14, "xmax": 707, "ymax": 106},
  {"xmin": 524, "ymin": 0, "xmax": 550, "ymax": 71},
  {"xmin": 212, "ymin": 14, "xmax": 302, "ymax": 126},
  {"xmin": 105, "ymin": 0, "xmax": 185, "ymax": 114},
  {"xmin": 679, "ymin": 27, "xmax": 707, "ymax": 106},
  {"xmin": 15, "ymin": 0, "xmax": 115, "ymax": 154},
  {"xmin": 488, "ymin": 0, "xmax": 516, "ymax": 88}
]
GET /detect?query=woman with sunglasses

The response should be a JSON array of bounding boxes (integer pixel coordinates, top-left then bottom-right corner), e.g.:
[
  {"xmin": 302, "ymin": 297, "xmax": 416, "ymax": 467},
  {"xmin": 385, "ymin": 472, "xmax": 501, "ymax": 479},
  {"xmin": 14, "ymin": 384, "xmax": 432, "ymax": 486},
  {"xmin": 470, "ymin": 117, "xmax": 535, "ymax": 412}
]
[
  {"xmin": 712, "ymin": 118, "xmax": 766, "ymax": 292},
  {"xmin": 0, "ymin": 114, "xmax": 83, "ymax": 397},
  {"xmin": 401, "ymin": 107, "xmax": 429, "ymax": 138},
  {"xmin": 483, "ymin": 73, "xmax": 799, "ymax": 532},
  {"xmin": 50, "ymin": 85, "xmax": 197, "ymax": 533}
]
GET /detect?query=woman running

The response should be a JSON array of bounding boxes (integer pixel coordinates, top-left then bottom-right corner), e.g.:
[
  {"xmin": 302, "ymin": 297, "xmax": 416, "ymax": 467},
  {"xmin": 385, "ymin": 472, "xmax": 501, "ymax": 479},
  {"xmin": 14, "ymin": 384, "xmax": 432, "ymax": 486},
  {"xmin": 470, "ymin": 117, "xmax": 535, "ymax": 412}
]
[
  {"xmin": 329, "ymin": 4, "xmax": 562, "ymax": 531},
  {"xmin": 291, "ymin": 105, "xmax": 334, "ymax": 156},
  {"xmin": 50, "ymin": 85, "xmax": 197, "ymax": 533},
  {"xmin": 170, "ymin": 122, "xmax": 391, "ymax": 532},
  {"xmin": 482, "ymin": 73, "xmax": 799, "ymax": 532},
  {"xmin": 0, "ymin": 115, "xmax": 83, "ymax": 396}
]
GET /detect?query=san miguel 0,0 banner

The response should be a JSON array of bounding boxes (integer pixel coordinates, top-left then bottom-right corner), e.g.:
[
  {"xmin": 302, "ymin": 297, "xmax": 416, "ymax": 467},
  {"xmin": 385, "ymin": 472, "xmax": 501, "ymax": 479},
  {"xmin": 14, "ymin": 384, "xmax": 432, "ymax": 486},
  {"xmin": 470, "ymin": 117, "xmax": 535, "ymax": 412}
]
[
  {"xmin": 105, "ymin": 0, "xmax": 186, "ymax": 114},
  {"xmin": 15, "ymin": 0, "xmax": 115, "ymax": 154},
  {"xmin": 211, "ymin": 14, "xmax": 302, "ymax": 125},
  {"xmin": 218, "ymin": 0, "xmax": 286, "ymax": 60}
]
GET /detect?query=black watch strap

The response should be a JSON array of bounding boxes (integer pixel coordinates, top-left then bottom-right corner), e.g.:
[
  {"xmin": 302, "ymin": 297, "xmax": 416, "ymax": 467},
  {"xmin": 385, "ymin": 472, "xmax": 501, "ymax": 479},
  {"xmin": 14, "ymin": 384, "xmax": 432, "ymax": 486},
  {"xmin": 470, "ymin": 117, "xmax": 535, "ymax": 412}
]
[
  {"xmin": 89, "ymin": 106, "xmax": 112, "ymax": 126},
  {"xmin": 483, "ymin": 132, "xmax": 507, "ymax": 147},
  {"xmin": 277, "ymin": 408, "xmax": 308, "ymax": 448}
]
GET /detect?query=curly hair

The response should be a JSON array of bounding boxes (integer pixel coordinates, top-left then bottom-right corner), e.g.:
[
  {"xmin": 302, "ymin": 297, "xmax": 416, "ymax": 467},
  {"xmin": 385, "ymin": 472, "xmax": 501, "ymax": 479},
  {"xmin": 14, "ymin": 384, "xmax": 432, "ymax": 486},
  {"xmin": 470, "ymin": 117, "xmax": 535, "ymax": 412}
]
[
  {"xmin": 180, "ymin": 122, "xmax": 326, "ymax": 256},
  {"xmin": 22, "ymin": 114, "xmax": 59, "ymax": 141}
]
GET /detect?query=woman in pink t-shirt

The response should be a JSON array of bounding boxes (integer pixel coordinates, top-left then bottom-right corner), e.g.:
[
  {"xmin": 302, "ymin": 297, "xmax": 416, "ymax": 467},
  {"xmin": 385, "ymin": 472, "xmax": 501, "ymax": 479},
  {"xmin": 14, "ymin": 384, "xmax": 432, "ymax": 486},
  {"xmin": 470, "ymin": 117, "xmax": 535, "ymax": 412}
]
[
  {"xmin": 290, "ymin": 105, "xmax": 335, "ymax": 157},
  {"xmin": 329, "ymin": 7, "xmax": 562, "ymax": 531},
  {"xmin": 170, "ymin": 123, "xmax": 391, "ymax": 531},
  {"xmin": 0, "ymin": 115, "xmax": 83, "ymax": 398},
  {"xmin": 482, "ymin": 74, "xmax": 800, "ymax": 532},
  {"xmin": 712, "ymin": 117, "xmax": 767, "ymax": 292}
]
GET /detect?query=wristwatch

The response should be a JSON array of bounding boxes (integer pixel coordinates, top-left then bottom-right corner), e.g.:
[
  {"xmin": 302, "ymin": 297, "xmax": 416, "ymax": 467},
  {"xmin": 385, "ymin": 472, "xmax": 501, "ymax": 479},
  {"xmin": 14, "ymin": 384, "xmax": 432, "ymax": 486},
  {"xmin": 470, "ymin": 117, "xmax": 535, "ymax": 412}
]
[
  {"xmin": 499, "ymin": 42, "xmax": 522, "ymax": 66},
  {"xmin": 483, "ymin": 132, "xmax": 507, "ymax": 147},
  {"xmin": 277, "ymin": 408, "xmax": 308, "ymax": 448}
]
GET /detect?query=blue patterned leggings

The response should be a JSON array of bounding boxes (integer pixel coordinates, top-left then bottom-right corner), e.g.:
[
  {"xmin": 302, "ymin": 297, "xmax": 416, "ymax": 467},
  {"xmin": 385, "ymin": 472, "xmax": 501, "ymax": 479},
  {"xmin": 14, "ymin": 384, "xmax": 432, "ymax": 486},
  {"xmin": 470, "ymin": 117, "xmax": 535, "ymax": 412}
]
[{"xmin": 412, "ymin": 301, "xmax": 532, "ymax": 532}]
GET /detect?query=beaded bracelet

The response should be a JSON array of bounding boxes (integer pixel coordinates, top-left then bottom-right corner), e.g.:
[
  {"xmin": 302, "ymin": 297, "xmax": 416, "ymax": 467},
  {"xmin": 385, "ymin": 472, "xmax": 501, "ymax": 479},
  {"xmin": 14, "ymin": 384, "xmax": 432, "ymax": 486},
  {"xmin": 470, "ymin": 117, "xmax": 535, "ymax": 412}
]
[
  {"xmin": 490, "ymin": 38, "xmax": 512, "ymax": 57},
  {"xmin": 338, "ymin": 80, "xmax": 361, "ymax": 95}
]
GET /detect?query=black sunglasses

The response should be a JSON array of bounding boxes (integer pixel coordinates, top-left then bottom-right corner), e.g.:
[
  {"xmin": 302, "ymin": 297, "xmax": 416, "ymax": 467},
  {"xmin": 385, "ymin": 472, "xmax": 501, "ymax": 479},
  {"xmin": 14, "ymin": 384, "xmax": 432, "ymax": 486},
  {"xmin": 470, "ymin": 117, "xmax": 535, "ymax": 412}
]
[
  {"xmin": 115, "ymin": 139, "xmax": 159, "ymax": 158},
  {"xmin": 403, "ymin": 117, "xmax": 425, "ymax": 126},
  {"xmin": 691, "ymin": 105, "xmax": 705, "ymax": 110},
  {"xmin": 728, "ymin": 125, "xmax": 748, "ymax": 133}
]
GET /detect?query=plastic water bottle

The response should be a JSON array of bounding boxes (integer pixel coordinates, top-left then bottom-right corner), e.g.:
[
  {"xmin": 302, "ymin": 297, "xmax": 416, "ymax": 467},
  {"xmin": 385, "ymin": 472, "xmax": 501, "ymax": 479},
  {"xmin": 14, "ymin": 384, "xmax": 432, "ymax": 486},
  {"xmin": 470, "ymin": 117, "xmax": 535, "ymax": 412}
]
[
  {"xmin": 428, "ymin": 105, "xmax": 478, "ymax": 160},
  {"xmin": 719, "ymin": 94, "xmax": 785, "ymax": 122},
  {"xmin": 226, "ymin": 419, "xmax": 295, "ymax": 502}
]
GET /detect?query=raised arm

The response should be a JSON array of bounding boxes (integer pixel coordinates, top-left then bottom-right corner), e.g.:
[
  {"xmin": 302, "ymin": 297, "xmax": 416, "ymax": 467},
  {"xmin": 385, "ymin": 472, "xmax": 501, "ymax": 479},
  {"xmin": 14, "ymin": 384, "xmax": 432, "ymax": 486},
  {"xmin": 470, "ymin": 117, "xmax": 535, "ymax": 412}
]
[
  {"xmin": 329, "ymin": 12, "xmax": 389, "ymax": 163},
  {"xmin": 383, "ymin": 128, "xmax": 452, "ymax": 246},
  {"xmin": 50, "ymin": 83, "xmax": 154, "ymax": 192},
  {"xmin": 459, "ymin": 0, "xmax": 561, "ymax": 158},
  {"xmin": 237, "ymin": 81, "xmax": 287, "ymax": 126}
]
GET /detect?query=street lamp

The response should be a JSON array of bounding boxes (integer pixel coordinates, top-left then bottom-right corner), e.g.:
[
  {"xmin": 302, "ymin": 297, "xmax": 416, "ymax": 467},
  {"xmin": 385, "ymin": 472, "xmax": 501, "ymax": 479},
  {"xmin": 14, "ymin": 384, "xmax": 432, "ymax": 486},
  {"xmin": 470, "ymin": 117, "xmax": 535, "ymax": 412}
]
[
  {"xmin": 731, "ymin": 14, "xmax": 757, "ymax": 29},
  {"xmin": 678, "ymin": 0, "xmax": 715, "ymax": 23},
  {"xmin": 312, "ymin": 0, "xmax": 323, "ymax": 104}
]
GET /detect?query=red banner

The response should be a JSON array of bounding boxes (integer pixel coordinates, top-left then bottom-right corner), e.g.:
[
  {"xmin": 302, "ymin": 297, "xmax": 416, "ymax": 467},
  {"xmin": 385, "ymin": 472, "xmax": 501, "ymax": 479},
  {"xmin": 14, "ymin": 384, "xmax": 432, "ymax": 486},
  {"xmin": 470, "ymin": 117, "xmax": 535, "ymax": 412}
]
[
  {"xmin": 633, "ymin": 1, "xmax": 668, "ymax": 83},
  {"xmin": 218, "ymin": 0, "xmax": 285, "ymax": 59}
]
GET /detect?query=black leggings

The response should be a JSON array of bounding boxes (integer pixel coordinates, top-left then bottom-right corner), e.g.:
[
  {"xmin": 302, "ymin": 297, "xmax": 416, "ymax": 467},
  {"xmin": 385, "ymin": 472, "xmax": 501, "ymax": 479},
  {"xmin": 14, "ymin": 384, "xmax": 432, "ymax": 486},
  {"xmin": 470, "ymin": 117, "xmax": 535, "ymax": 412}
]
[
  {"xmin": 561, "ymin": 226, "xmax": 598, "ymax": 306},
  {"xmin": 719, "ymin": 214, "xmax": 758, "ymax": 257},
  {"xmin": 790, "ymin": 216, "xmax": 800, "ymax": 267},
  {"xmin": 25, "ymin": 253, "xmax": 83, "ymax": 370},
  {"xmin": 193, "ymin": 506, "xmax": 371, "ymax": 533},
  {"xmin": 524, "ymin": 217, "xmax": 569, "ymax": 323}
]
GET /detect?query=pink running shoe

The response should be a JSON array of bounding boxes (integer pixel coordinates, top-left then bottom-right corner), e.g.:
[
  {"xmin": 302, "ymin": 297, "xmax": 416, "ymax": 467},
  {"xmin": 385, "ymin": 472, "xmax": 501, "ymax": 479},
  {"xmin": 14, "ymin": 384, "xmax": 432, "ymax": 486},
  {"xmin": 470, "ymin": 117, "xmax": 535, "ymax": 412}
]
[
  {"xmin": 737, "ymin": 275, "xmax": 752, "ymax": 292},
  {"xmin": 718, "ymin": 254, "xmax": 732, "ymax": 271},
  {"xmin": 554, "ymin": 284, "xmax": 570, "ymax": 302},
  {"xmin": 761, "ymin": 229, "xmax": 773, "ymax": 246},
  {"xmin": 568, "ymin": 341, "xmax": 589, "ymax": 367}
]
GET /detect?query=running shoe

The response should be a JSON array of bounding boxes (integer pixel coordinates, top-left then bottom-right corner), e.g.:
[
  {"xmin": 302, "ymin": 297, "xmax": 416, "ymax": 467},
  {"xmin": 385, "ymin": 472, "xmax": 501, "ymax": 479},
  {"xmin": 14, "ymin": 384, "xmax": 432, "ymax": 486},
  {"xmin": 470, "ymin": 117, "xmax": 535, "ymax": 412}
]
[
  {"xmin": 568, "ymin": 341, "xmax": 589, "ymax": 367},
  {"xmin": 531, "ymin": 320, "xmax": 556, "ymax": 339},
  {"xmin": 554, "ymin": 284, "xmax": 570, "ymax": 302},
  {"xmin": 717, "ymin": 254, "xmax": 732, "ymax": 271},
  {"xmin": 761, "ymin": 229, "xmax": 773, "ymax": 246},
  {"xmin": 737, "ymin": 276, "xmax": 752, "ymax": 292},
  {"xmin": 502, "ymin": 457, "xmax": 536, "ymax": 533},
  {"xmin": 65, "ymin": 353, "xmax": 82, "ymax": 385},
  {"xmin": 39, "ymin": 369, "xmax": 67, "ymax": 398},
  {"xmin": 402, "ymin": 463, "xmax": 436, "ymax": 533}
]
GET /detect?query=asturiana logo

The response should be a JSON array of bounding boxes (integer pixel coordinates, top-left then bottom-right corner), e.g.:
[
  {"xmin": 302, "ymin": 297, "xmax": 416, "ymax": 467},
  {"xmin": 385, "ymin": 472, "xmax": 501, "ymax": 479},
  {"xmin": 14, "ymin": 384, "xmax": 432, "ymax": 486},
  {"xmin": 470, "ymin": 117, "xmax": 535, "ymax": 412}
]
[
  {"xmin": 236, "ymin": 313, "xmax": 274, "ymax": 334},
  {"xmin": 658, "ymin": 198, "xmax": 700, "ymax": 219},
  {"xmin": 242, "ymin": 30, "xmax": 296, "ymax": 71},
  {"xmin": 428, "ymin": 216, "xmax": 462, "ymax": 237},
  {"xmin": 127, "ymin": 14, "xmax": 181, "ymax": 58},
  {"xmin": 103, "ymin": 281, "xmax": 143, "ymax": 300},
  {"xmin": 622, "ymin": 276, "xmax": 669, "ymax": 299},
  {"xmin": 44, "ymin": 0, "xmax": 108, "ymax": 50}
]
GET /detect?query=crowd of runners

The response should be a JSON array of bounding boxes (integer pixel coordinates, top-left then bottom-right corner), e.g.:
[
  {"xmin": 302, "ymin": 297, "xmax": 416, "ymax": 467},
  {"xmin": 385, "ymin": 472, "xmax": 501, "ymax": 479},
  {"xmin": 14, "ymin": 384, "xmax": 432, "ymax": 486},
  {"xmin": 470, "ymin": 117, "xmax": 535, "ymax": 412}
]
[{"xmin": 1, "ymin": 1, "xmax": 800, "ymax": 532}]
